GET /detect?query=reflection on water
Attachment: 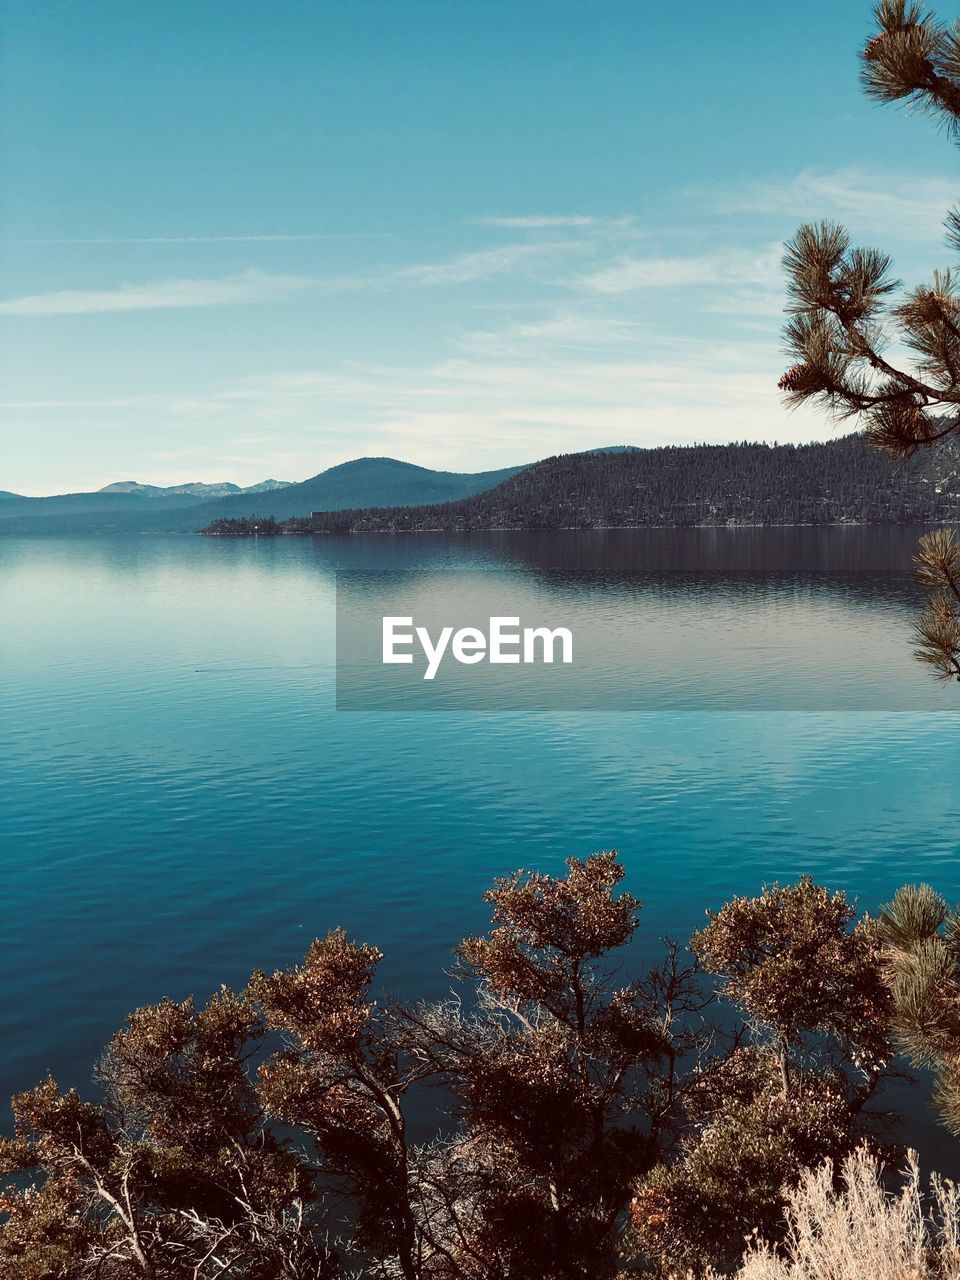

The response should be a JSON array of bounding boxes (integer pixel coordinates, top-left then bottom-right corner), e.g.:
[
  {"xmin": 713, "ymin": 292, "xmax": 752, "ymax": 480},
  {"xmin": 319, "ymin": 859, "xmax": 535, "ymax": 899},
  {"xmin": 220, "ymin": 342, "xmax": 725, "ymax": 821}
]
[
  {"xmin": 2, "ymin": 530, "xmax": 960, "ymax": 1167},
  {"xmin": 336, "ymin": 567, "xmax": 956, "ymax": 710}
]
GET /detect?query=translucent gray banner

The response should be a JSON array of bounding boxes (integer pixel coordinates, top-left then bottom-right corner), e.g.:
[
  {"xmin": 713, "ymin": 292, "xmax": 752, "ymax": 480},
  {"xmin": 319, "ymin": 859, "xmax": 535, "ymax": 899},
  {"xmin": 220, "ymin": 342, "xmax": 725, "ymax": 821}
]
[{"xmin": 335, "ymin": 569, "xmax": 960, "ymax": 711}]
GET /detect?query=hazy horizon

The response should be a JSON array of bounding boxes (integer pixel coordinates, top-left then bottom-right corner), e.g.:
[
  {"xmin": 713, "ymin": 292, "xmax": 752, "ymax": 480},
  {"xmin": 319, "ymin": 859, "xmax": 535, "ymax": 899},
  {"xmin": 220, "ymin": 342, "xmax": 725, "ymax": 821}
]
[{"xmin": 6, "ymin": 432, "xmax": 870, "ymax": 499}]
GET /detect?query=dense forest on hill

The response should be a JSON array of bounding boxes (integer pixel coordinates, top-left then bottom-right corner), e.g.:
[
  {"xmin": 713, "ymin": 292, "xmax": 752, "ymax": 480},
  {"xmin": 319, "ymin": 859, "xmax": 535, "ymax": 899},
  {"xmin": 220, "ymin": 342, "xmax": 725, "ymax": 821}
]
[{"xmin": 200, "ymin": 436, "xmax": 960, "ymax": 535}]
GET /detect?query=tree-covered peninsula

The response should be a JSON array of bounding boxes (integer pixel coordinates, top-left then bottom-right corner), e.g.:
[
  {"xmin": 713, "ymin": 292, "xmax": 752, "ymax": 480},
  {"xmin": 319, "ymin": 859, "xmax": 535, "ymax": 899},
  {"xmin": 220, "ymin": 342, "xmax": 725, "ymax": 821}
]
[{"xmin": 199, "ymin": 435, "xmax": 960, "ymax": 536}]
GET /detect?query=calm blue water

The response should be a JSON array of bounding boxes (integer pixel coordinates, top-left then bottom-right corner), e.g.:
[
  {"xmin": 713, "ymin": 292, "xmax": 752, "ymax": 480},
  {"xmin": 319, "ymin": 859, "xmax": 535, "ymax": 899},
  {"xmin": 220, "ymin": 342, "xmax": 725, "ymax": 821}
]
[{"xmin": 3, "ymin": 531, "xmax": 960, "ymax": 1161}]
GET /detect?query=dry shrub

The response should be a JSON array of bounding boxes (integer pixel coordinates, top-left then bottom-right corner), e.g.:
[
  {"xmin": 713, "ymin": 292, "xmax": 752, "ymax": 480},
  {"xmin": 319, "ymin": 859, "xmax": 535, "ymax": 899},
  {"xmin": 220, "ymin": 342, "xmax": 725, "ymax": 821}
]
[{"xmin": 727, "ymin": 1146, "xmax": 960, "ymax": 1280}]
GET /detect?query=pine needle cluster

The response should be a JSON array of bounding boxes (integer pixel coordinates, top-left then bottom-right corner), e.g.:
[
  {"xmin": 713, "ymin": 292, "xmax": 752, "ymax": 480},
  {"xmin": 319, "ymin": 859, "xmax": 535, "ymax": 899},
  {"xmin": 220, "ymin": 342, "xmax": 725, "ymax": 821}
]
[
  {"xmin": 881, "ymin": 883, "xmax": 960, "ymax": 1133},
  {"xmin": 781, "ymin": 2, "xmax": 960, "ymax": 682},
  {"xmin": 781, "ymin": 3, "xmax": 960, "ymax": 455},
  {"xmin": 913, "ymin": 528, "xmax": 960, "ymax": 678}
]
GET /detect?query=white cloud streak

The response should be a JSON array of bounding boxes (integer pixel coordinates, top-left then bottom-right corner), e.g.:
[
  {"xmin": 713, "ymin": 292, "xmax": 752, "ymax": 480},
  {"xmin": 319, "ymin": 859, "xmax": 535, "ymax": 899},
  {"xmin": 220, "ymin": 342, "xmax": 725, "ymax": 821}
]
[
  {"xmin": 0, "ymin": 241, "xmax": 582, "ymax": 315},
  {"xmin": 0, "ymin": 270, "xmax": 314, "ymax": 316},
  {"xmin": 476, "ymin": 215, "xmax": 607, "ymax": 229},
  {"xmin": 577, "ymin": 245, "xmax": 783, "ymax": 294},
  {"xmin": 396, "ymin": 240, "xmax": 576, "ymax": 286},
  {"xmin": 701, "ymin": 168, "xmax": 958, "ymax": 240},
  {"xmin": 5, "ymin": 232, "xmax": 390, "ymax": 245},
  {"xmin": 2, "ymin": 324, "xmax": 816, "ymax": 483}
]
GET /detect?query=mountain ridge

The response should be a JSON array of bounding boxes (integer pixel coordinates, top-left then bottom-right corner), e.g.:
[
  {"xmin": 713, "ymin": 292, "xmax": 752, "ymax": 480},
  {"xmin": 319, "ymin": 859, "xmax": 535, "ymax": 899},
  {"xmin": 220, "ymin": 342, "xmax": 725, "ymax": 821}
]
[
  {"xmin": 0, "ymin": 456, "xmax": 528, "ymax": 534},
  {"xmin": 96, "ymin": 479, "xmax": 293, "ymax": 497},
  {"xmin": 201, "ymin": 436, "xmax": 960, "ymax": 535}
]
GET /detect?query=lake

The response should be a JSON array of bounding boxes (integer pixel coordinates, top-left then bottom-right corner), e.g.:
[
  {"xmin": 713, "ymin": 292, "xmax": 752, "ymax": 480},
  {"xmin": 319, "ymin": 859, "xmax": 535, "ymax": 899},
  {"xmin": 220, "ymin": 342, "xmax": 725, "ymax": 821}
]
[{"xmin": 3, "ymin": 529, "xmax": 960, "ymax": 1165}]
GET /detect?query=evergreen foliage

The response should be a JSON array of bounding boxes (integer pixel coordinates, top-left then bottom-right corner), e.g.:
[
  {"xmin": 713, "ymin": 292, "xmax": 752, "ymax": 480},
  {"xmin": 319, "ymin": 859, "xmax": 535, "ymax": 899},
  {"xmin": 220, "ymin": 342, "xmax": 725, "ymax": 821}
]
[
  {"xmin": 881, "ymin": 884, "xmax": 960, "ymax": 1134},
  {"xmin": 201, "ymin": 515, "xmax": 281, "ymax": 537},
  {"xmin": 780, "ymin": 1, "xmax": 960, "ymax": 680},
  {"xmin": 630, "ymin": 881, "xmax": 894, "ymax": 1275}
]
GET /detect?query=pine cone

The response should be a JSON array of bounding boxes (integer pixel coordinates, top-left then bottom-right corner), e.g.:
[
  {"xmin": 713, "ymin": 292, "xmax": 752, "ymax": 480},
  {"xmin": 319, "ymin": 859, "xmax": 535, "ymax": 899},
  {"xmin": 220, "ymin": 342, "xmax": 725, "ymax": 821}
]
[{"xmin": 778, "ymin": 364, "xmax": 812, "ymax": 393}]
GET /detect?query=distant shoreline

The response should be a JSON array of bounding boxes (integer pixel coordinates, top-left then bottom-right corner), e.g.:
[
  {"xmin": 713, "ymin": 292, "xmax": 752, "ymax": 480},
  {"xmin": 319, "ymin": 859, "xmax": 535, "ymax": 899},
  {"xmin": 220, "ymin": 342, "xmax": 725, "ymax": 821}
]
[
  {"xmin": 198, "ymin": 519, "xmax": 960, "ymax": 536},
  {"xmin": 196, "ymin": 439, "xmax": 960, "ymax": 538},
  {"xmin": 9, "ymin": 438, "xmax": 960, "ymax": 536}
]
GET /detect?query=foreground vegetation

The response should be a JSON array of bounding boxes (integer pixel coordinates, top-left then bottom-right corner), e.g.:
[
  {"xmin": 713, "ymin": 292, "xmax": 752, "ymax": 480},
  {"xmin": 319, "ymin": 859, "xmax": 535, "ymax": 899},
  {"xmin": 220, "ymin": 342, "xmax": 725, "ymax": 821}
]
[
  {"xmin": 726, "ymin": 1147, "xmax": 960, "ymax": 1280},
  {"xmin": 4, "ymin": 852, "xmax": 960, "ymax": 1279}
]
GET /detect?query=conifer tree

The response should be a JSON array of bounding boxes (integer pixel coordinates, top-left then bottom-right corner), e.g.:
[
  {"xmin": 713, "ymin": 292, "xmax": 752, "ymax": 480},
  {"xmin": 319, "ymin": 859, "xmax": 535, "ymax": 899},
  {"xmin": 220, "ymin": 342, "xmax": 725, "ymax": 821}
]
[
  {"xmin": 780, "ymin": 1, "xmax": 960, "ymax": 676},
  {"xmin": 629, "ymin": 879, "xmax": 893, "ymax": 1276},
  {"xmin": 0, "ymin": 852, "xmax": 710, "ymax": 1280},
  {"xmin": 880, "ymin": 883, "xmax": 960, "ymax": 1133},
  {"xmin": 690, "ymin": 878, "xmax": 891, "ymax": 1100}
]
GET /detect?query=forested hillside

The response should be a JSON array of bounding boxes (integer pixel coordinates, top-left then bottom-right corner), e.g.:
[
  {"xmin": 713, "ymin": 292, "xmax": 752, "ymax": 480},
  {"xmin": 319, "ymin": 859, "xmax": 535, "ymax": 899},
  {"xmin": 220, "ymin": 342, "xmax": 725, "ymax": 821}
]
[{"xmin": 202, "ymin": 436, "xmax": 960, "ymax": 535}]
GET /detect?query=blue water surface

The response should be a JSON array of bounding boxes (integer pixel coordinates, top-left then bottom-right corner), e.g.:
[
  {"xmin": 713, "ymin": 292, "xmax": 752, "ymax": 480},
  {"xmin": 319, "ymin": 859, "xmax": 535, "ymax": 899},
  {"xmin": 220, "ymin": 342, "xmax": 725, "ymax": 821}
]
[{"xmin": 2, "ymin": 531, "xmax": 960, "ymax": 1163}]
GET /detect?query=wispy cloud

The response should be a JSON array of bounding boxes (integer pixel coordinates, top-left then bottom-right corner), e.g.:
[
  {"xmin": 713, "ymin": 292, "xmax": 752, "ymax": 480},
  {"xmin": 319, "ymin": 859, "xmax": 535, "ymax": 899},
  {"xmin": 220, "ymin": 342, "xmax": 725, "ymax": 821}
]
[
  {"xmin": 0, "ymin": 241, "xmax": 580, "ymax": 316},
  {"xmin": 5, "ymin": 232, "xmax": 390, "ymax": 246},
  {"xmin": 459, "ymin": 308, "xmax": 651, "ymax": 357},
  {"xmin": 396, "ymin": 240, "xmax": 576, "ymax": 287},
  {"xmin": 700, "ymin": 168, "xmax": 957, "ymax": 240},
  {"xmin": 14, "ymin": 166, "xmax": 933, "ymax": 491},
  {"xmin": 476, "ymin": 215, "xmax": 608, "ymax": 229},
  {"xmin": 577, "ymin": 245, "xmax": 782, "ymax": 294},
  {"xmin": 14, "ymin": 325, "xmax": 809, "ymax": 474},
  {"xmin": 205, "ymin": 343, "xmax": 819, "ymax": 473},
  {"xmin": 0, "ymin": 270, "xmax": 313, "ymax": 316}
]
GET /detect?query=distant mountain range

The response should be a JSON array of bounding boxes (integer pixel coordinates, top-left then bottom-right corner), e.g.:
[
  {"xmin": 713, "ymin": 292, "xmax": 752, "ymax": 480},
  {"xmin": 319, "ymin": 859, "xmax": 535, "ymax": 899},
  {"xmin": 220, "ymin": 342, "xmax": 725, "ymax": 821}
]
[
  {"xmin": 0, "ymin": 457, "xmax": 526, "ymax": 535},
  {"xmin": 97, "ymin": 479, "xmax": 292, "ymax": 497},
  {"xmin": 12, "ymin": 437, "xmax": 960, "ymax": 537},
  {"xmin": 203, "ymin": 436, "xmax": 960, "ymax": 536}
]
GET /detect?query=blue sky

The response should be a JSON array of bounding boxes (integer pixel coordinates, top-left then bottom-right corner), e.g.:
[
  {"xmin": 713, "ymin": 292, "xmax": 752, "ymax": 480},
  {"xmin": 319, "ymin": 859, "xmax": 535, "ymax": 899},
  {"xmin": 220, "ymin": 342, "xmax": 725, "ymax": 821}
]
[{"xmin": 1, "ymin": 0, "xmax": 958, "ymax": 494}]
